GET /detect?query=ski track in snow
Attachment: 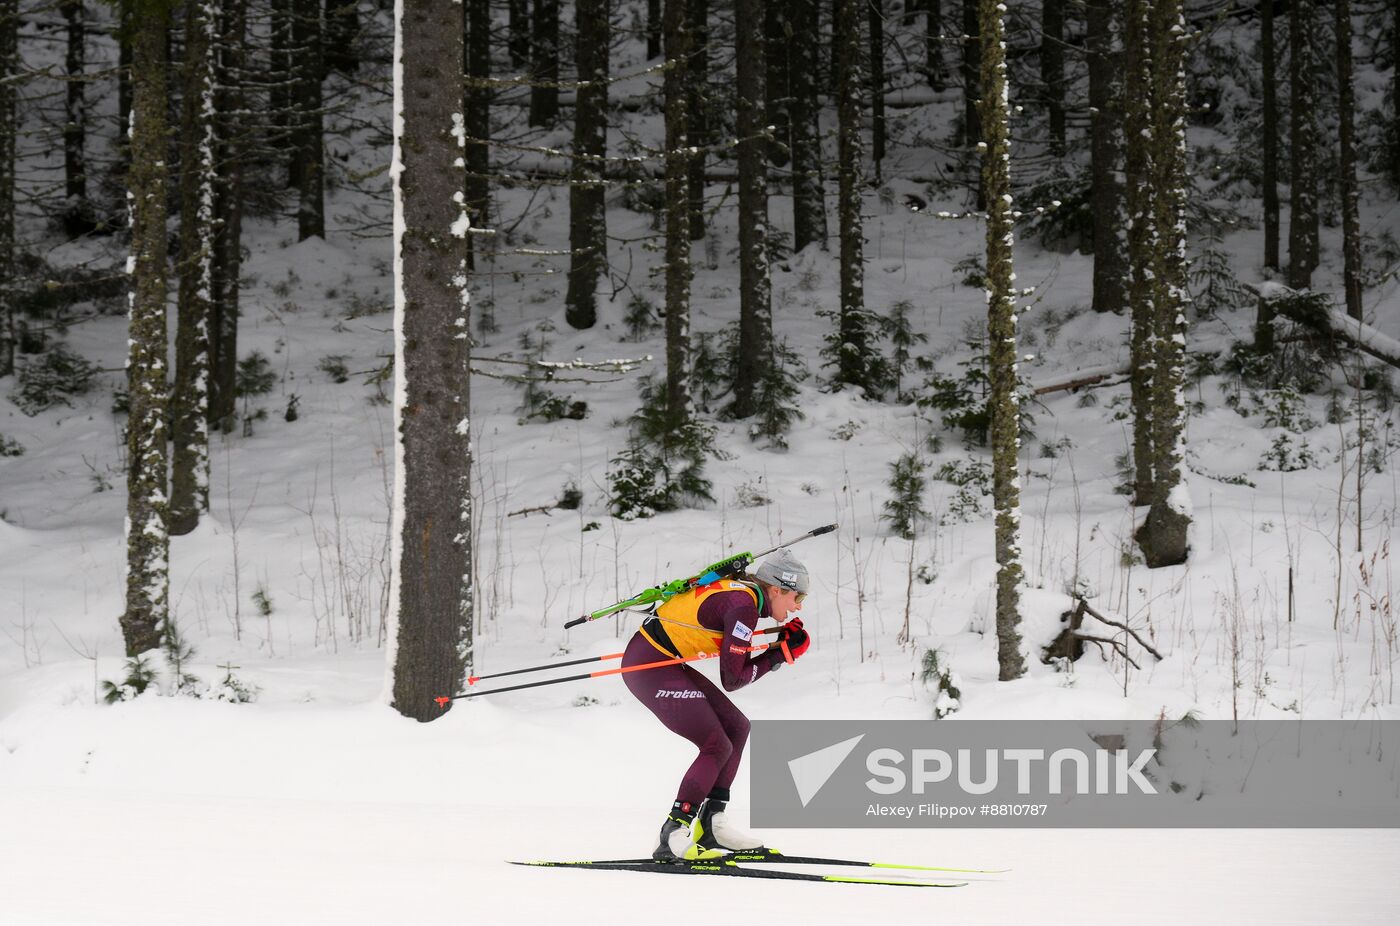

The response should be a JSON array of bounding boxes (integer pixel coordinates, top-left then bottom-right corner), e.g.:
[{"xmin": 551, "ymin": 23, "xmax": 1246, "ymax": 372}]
[{"xmin": 2, "ymin": 787, "xmax": 1398, "ymax": 925}]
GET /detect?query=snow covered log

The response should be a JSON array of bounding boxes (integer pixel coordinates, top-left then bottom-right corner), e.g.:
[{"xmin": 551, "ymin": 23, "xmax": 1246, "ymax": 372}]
[{"xmin": 1249, "ymin": 282, "xmax": 1400, "ymax": 368}]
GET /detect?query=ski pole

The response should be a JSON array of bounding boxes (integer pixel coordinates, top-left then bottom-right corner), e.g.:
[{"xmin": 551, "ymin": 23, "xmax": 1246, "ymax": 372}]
[
  {"xmin": 566, "ymin": 523, "xmax": 837, "ymax": 629},
  {"xmin": 434, "ymin": 642, "xmax": 775, "ymax": 706},
  {"xmin": 456, "ymin": 626, "xmax": 784, "ymax": 689}
]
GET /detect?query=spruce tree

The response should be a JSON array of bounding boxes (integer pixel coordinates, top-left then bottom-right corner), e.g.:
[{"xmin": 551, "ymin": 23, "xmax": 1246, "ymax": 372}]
[
  {"xmin": 686, "ymin": 0, "xmax": 709, "ymax": 239},
  {"xmin": 663, "ymin": 0, "xmax": 694, "ymax": 421},
  {"xmin": 1137, "ymin": 0, "xmax": 1191, "ymax": 568},
  {"xmin": 1261, "ymin": 0, "xmax": 1279, "ymax": 270},
  {"xmin": 171, "ymin": 0, "xmax": 218, "ymax": 537},
  {"xmin": 0, "ymin": 0, "xmax": 15, "ymax": 377},
  {"xmin": 789, "ymin": 0, "xmax": 827, "ymax": 252},
  {"xmin": 1123, "ymin": 0, "xmax": 1155, "ymax": 505},
  {"xmin": 835, "ymin": 0, "xmax": 875, "ymax": 392},
  {"xmin": 1336, "ymin": 0, "xmax": 1362, "ymax": 320},
  {"xmin": 1087, "ymin": 0, "xmax": 1125, "ymax": 314},
  {"xmin": 389, "ymin": 0, "xmax": 473, "ymax": 721},
  {"xmin": 292, "ymin": 0, "xmax": 326, "ymax": 240},
  {"xmin": 731, "ymin": 0, "xmax": 772, "ymax": 419},
  {"xmin": 1287, "ymin": 0, "xmax": 1319, "ymax": 289},
  {"xmin": 61, "ymin": 0, "xmax": 92, "ymax": 238},
  {"xmin": 868, "ymin": 0, "xmax": 885, "ymax": 180},
  {"xmin": 464, "ymin": 0, "xmax": 490, "ymax": 270},
  {"xmin": 979, "ymin": 0, "xmax": 1024, "ymax": 681},
  {"xmin": 529, "ymin": 0, "xmax": 559, "ymax": 126},
  {"xmin": 122, "ymin": 0, "xmax": 174, "ymax": 657},
  {"xmin": 210, "ymin": 0, "xmax": 249, "ymax": 433},
  {"xmin": 1041, "ymin": 0, "xmax": 1065, "ymax": 153},
  {"xmin": 564, "ymin": 0, "xmax": 609, "ymax": 330}
]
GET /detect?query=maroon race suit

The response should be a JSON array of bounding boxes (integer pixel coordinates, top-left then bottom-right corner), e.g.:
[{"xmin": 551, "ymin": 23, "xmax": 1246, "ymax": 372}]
[{"xmin": 621, "ymin": 588, "xmax": 780, "ymax": 807}]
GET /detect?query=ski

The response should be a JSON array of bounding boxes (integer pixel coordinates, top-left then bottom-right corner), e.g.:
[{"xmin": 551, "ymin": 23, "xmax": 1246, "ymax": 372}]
[
  {"xmin": 512, "ymin": 848, "xmax": 1005, "ymax": 875},
  {"xmin": 510, "ymin": 858, "xmax": 967, "ymax": 887}
]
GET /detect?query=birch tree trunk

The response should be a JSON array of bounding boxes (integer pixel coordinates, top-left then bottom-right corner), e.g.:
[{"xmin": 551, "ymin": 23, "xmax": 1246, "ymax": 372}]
[
  {"xmin": 171, "ymin": 0, "xmax": 218, "ymax": 537},
  {"xmin": 979, "ymin": 0, "xmax": 1024, "ymax": 681},
  {"xmin": 564, "ymin": 0, "xmax": 609, "ymax": 330},
  {"xmin": 388, "ymin": 0, "xmax": 473, "ymax": 721},
  {"xmin": 121, "ymin": 3, "xmax": 172, "ymax": 657},
  {"xmin": 732, "ymin": 0, "xmax": 771, "ymax": 417}
]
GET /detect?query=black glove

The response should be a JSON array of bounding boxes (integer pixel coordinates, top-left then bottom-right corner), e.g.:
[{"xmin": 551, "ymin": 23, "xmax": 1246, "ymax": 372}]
[{"xmin": 767, "ymin": 618, "xmax": 810, "ymax": 668}]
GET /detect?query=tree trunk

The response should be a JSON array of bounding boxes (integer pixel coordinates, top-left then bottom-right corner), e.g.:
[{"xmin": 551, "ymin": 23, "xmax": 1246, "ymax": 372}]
[
  {"xmin": 271, "ymin": 0, "xmax": 292, "ymax": 158},
  {"xmin": 765, "ymin": 0, "xmax": 790, "ymax": 167},
  {"xmin": 1287, "ymin": 0, "xmax": 1318, "ymax": 289},
  {"xmin": 210, "ymin": 0, "xmax": 247, "ymax": 433},
  {"xmin": 789, "ymin": 0, "xmax": 827, "ymax": 252},
  {"xmin": 663, "ymin": 0, "xmax": 693, "ymax": 418},
  {"xmin": 868, "ymin": 0, "xmax": 885, "ymax": 182},
  {"xmin": 1123, "ymin": 0, "xmax": 1154, "ymax": 505},
  {"xmin": 731, "ymin": 0, "xmax": 771, "ymax": 418},
  {"xmin": 530, "ymin": 0, "xmax": 559, "ymax": 126},
  {"xmin": 687, "ymin": 0, "xmax": 709, "ymax": 239},
  {"xmin": 836, "ymin": 0, "xmax": 870, "ymax": 389},
  {"xmin": 61, "ymin": 0, "xmax": 93, "ymax": 238},
  {"xmin": 961, "ymin": 0, "xmax": 982, "ymax": 206},
  {"xmin": 509, "ymin": 0, "xmax": 529, "ymax": 67},
  {"xmin": 1336, "ymin": 0, "xmax": 1362, "ymax": 320},
  {"xmin": 389, "ymin": 0, "xmax": 473, "ymax": 722},
  {"xmin": 1087, "ymin": 0, "xmax": 1124, "ymax": 315},
  {"xmin": 925, "ymin": 0, "xmax": 944, "ymax": 91},
  {"xmin": 1138, "ymin": 0, "xmax": 1190, "ymax": 569},
  {"xmin": 977, "ymin": 0, "xmax": 1024, "ymax": 681},
  {"xmin": 960, "ymin": 0, "xmax": 979, "ymax": 147},
  {"xmin": 1261, "ymin": 0, "xmax": 1279, "ymax": 270},
  {"xmin": 171, "ymin": 0, "xmax": 218, "ymax": 538},
  {"xmin": 293, "ymin": 0, "xmax": 326, "ymax": 240},
  {"xmin": 464, "ymin": 0, "xmax": 490, "ymax": 270},
  {"xmin": 119, "ymin": 6, "xmax": 132, "ymax": 145},
  {"xmin": 1041, "ymin": 0, "xmax": 1064, "ymax": 153},
  {"xmin": 564, "ymin": 0, "xmax": 609, "ymax": 330},
  {"xmin": 324, "ymin": 0, "xmax": 359, "ymax": 73},
  {"xmin": 647, "ymin": 0, "xmax": 661, "ymax": 59},
  {"xmin": 122, "ymin": 5, "xmax": 172, "ymax": 658},
  {"xmin": 0, "ymin": 0, "xmax": 16, "ymax": 377}
]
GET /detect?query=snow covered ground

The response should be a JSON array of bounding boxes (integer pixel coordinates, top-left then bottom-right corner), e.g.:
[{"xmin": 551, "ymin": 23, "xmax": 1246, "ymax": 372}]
[{"xmin": 5, "ymin": 7, "xmax": 1400, "ymax": 922}]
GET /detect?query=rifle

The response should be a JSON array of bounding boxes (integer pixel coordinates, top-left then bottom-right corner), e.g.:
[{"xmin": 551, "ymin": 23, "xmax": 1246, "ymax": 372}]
[{"xmin": 564, "ymin": 523, "xmax": 836, "ymax": 629}]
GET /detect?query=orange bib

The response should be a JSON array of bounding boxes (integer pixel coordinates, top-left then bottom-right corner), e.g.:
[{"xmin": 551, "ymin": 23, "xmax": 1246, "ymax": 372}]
[{"xmin": 640, "ymin": 581, "xmax": 760, "ymax": 659}]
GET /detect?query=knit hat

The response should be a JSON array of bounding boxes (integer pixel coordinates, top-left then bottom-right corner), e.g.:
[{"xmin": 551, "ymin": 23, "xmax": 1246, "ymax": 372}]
[{"xmin": 753, "ymin": 548, "xmax": 810, "ymax": 595}]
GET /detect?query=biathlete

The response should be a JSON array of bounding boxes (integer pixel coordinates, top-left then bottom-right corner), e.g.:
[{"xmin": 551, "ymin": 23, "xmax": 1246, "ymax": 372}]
[{"xmin": 621, "ymin": 548, "xmax": 812, "ymax": 860}]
